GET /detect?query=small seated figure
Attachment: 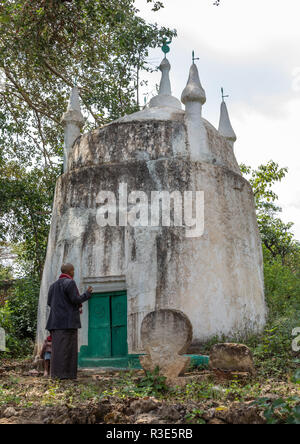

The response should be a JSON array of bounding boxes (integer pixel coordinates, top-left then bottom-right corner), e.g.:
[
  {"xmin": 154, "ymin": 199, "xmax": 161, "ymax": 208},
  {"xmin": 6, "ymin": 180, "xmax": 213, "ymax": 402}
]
[{"xmin": 40, "ymin": 334, "xmax": 52, "ymax": 377}]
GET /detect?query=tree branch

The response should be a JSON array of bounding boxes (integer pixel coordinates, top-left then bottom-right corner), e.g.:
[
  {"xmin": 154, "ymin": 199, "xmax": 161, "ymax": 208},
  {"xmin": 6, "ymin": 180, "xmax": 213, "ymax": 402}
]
[
  {"xmin": 41, "ymin": 58, "xmax": 100, "ymax": 124},
  {"xmin": 3, "ymin": 68, "xmax": 61, "ymax": 125}
]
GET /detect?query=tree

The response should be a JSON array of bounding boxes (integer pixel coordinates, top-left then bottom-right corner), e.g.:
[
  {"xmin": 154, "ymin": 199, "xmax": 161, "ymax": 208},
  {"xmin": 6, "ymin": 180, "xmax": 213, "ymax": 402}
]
[
  {"xmin": 0, "ymin": 0, "xmax": 175, "ymax": 277},
  {"xmin": 240, "ymin": 161, "xmax": 299, "ymax": 265},
  {"xmin": 0, "ymin": 162, "xmax": 56, "ymax": 278}
]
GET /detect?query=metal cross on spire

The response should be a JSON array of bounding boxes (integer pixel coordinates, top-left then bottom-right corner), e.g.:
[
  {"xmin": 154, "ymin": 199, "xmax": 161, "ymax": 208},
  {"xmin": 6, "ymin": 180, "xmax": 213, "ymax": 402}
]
[
  {"xmin": 192, "ymin": 50, "xmax": 199, "ymax": 64},
  {"xmin": 221, "ymin": 87, "xmax": 229, "ymax": 102}
]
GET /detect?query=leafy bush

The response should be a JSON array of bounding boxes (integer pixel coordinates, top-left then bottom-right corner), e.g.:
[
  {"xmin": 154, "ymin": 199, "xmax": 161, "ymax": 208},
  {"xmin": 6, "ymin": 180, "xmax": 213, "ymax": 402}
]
[
  {"xmin": 0, "ymin": 275, "xmax": 39, "ymax": 357},
  {"xmin": 263, "ymin": 248, "xmax": 300, "ymax": 318},
  {"xmin": 100, "ymin": 367, "xmax": 168, "ymax": 399},
  {"xmin": 247, "ymin": 248, "xmax": 300, "ymax": 377},
  {"xmin": 5, "ymin": 276, "xmax": 40, "ymax": 339},
  {"xmin": 253, "ymin": 397, "xmax": 300, "ymax": 424},
  {"xmin": 135, "ymin": 367, "xmax": 168, "ymax": 396},
  {"xmin": 185, "ymin": 409, "xmax": 206, "ymax": 424}
]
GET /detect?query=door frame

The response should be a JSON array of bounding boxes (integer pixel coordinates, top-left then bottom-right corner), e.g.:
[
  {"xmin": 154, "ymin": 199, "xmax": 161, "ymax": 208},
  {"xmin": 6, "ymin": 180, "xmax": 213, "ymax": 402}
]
[
  {"xmin": 82, "ymin": 275, "xmax": 127, "ymax": 294},
  {"xmin": 79, "ymin": 275, "xmax": 127, "ymax": 348},
  {"xmin": 88, "ymin": 290, "xmax": 128, "ymax": 358}
]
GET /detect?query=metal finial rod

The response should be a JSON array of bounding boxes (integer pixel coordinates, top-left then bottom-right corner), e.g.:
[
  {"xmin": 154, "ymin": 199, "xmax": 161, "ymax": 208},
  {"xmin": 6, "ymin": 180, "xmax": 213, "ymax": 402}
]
[
  {"xmin": 221, "ymin": 87, "xmax": 229, "ymax": 101},
  {"xmin": 192, "ymin": 50, "xmax": 199, "ymax": 64}
]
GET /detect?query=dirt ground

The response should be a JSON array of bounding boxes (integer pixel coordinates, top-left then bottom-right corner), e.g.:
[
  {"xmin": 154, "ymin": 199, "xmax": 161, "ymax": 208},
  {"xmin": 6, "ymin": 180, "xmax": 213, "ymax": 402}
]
[{"xmin": 0, "ymin": 358, "xmax": 298, "ymax": 424}]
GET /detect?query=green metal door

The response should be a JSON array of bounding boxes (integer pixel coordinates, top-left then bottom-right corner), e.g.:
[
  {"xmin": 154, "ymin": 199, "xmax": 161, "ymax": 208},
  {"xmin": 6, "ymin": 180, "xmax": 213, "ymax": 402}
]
[{"xmin": 88, "ymin": 291, "xmax": 127, "ymax": 358}]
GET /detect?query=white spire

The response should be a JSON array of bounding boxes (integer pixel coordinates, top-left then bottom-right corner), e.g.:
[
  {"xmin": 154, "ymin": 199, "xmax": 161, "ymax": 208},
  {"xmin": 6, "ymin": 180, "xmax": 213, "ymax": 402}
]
[
  {"xmin": 149, "ymin": 57, "xmax": 181, "ymax": 110},
  {"xmin": 158, "ymin": 57, "xmax": 171, "ymax": 95},
  {"xmin": 181, "ymin": 61, "xmax": 211, "ymax": 162},
  {"xmin": 61, "ymin": 86, "xmax": 84, "ymax": 172},
  {"xmin": 218, "ymin": 99, "xmax": 237, "ymax": 147}
]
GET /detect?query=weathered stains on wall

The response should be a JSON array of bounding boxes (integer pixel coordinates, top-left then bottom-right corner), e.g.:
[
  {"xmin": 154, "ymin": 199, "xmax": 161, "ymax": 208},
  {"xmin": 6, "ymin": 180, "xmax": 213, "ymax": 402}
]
[
  {"xmin": 68, "ymin": 118, "xmax": 241, "ymax": 177},
  {"xmin": 36, "ymin": 119, "xmax": 266, "ymax": 355},
  {"xmin": 69, "ymin": 120, "xmax": 188, "ymax": 171},
  {"xmin": 36, "ymin": 160, "xmax": 265, "ymax": 353},
  {"xmin": 205, "ymin": 120, "xmax": 240, "ymax": 174}
]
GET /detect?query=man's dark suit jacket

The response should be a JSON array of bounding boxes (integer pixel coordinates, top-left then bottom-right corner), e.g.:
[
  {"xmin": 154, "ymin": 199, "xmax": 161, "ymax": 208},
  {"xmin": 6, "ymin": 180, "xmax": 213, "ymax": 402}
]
[{"xmin": 46, "ymin": 278, "xmax": 91, "ymax": 330}]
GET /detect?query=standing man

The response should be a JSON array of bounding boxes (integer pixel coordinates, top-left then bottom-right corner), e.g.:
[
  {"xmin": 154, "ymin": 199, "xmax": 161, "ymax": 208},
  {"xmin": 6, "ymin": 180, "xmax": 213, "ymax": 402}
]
[{"xmin": 46, "ymin": 263, "xmax": 92, "ymax": 379}]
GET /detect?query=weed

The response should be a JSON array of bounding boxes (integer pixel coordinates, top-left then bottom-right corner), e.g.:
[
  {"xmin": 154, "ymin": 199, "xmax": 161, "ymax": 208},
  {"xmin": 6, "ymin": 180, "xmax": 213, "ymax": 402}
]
[
  {"xmin": 185, "ymin": 409, "xmax": 206, "ymax": 424},
  {"xmin": 253, "ymin": 396, "xmax": 300, "ymax": 424}
]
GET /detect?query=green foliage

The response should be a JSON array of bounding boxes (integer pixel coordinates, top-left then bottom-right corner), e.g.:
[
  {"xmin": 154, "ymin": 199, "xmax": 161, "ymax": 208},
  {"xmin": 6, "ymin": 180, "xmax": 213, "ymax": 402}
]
[
  {"xmin": 42, "ymin": 382, "xmax": 61, "ymax": 406},
  {"xmin": 182, "ymin": 381, "xmax": 225, "ymax": 401},
  {"xmin": 0, "ymin": 384, "xmax": 22, "ymax": 406},
  {"xmin": 0, "ymin": 0, "xmax": 175, "ymax": 276},
  {"xmin": 245, "ymin": 314, "xmax": 299, "ymax": 379},
  {"xmin": 0, "ymin": 164, "xmax": 57, "ymax": 277},
  {"xmin": 291, "ymin": 360, "xmax": 300, "ymax": 384},
  {"xmin": 100, "ymin": 367, "xmax": 168, "ymax": 399},
  {"xmin": 172, "ymin": 379, "xmax": 263, "ymax": 406},
  {"xmin": 263, "ymin": 247, "xmax": 300, "ymax": 316},
  {"xmin": 244, "ymin": 245, "xmax": 299, "ymax": 378},
  {"xmin": 240, "ymin": 161, "xmax": 298, "ymax": 265},
  {"xmin": 253, "ymin": 397, "xmax": 300, "ymax": 424},
  {"xmin": 136, "ymin": 366, "xmax": 168, "ymax": 395},
  {"xmin": 146, "ymin": 0, "xmax": 164, "ymax": 11},
  {"xmin": 259, "ymin": 215, "xmax": 297, "ymax": 264},
  {"xmin": 237, "ymin": 163, "xmax": 300, "ymax": 378},
  {"xmin": 185, "ymin": 409, "xmax": 206, "ymax": 424},
  {"xmin": 5, "ymin": 276, "xmax": 40, "ymax": 339},
  {"xmin": 0, "ymin": 262, "xmax": 13, "ymax": 281},
  {"xmin": 240, "ymin": 161, "xmax": 288, "ymax": 210},
  {"xmin": 0, "ymin": 275, "xmax": 39, "ymax": 357}
]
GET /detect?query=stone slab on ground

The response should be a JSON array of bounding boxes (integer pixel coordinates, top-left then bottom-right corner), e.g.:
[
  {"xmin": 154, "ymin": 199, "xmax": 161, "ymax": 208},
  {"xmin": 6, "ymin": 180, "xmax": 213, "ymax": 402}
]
[
  {"xmin": 209, "ymin": 343, "xmax": 256, "ymax": 374},
  {"xmin": 139, "ymin": 309, "xmax": 193, "ymax": 380}
]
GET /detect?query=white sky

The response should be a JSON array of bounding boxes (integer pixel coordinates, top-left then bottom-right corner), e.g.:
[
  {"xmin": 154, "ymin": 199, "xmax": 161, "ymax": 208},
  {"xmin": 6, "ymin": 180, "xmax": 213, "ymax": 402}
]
[{"xmin": 135, "ymin": 0, "xmax": 300, "ymax": 240}]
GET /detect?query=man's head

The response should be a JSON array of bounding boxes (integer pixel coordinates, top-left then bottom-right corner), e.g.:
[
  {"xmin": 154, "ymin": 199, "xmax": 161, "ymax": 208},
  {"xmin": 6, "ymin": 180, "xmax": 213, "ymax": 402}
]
[{"xmin": 61, "ymin": 263, "xmax": 75, "ymax": 278}]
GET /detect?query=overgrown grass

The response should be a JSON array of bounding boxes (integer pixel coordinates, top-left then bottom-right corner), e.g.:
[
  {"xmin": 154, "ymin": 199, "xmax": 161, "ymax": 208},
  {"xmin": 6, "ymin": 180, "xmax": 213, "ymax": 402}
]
[{"xmin": 100, "ymin": 367, "xmax": 169, "ymax": 400}]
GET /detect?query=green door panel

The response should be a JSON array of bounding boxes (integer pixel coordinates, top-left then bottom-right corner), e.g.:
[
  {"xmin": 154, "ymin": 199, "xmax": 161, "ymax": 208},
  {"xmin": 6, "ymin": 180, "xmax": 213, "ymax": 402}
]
[
  {"xmin": 89, "ymin": 295, "xmax": 110, "ymax": 329},
  {"xmin": 112, "ymin": 326, "xmax": 128, "ymax": 356},
  {"xmin": 111, "ymin": 294, "xmax": 127, "ymax": 327},
  {"xmin": 111, "ymin": 293, "xmax": 127, "ymax": 356},
  {"xmin": 88, "ymin": 327, "xmax": 111, "ymax": 357},
  {"xmin": 88, "ymin": 294, "xmax": 111, "ymax": 357}
]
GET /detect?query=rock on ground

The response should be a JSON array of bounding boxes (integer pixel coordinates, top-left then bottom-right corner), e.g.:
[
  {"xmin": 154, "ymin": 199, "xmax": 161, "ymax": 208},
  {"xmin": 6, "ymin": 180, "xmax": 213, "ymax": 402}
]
[{"xmin": 209, "ymin": 343, "xmax": 256, "ymax": 374}]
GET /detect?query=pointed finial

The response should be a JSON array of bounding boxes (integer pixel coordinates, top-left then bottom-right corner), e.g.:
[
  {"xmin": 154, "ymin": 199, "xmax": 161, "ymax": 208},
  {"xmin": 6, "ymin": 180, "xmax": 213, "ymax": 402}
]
[
  {"xmin": 61, "ymin": 87, "xmax": 85, "ymax": 172},
  {"xmin": 218, "ymin": 97, "xmax": 237, "ymax": 144},
  {"xmin": 158, "ymin": 57, "xmax": 171, "ymax": 95},
  {"xmin": 67, "ymin": 86, "xmax": 82, "ymax": 113},
  {"xmin": 181, "ymin": 63, "xmax": 206, "ymax": 105},
  {"xmin": 149, "ymin": 56, "xmax": 181, "ymax": 109}
]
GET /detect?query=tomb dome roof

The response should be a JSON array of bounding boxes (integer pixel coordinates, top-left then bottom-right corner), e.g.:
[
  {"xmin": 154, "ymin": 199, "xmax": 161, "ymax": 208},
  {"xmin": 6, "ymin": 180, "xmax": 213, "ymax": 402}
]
[{"xmin": 66, "ymin": 56, "xmax": 240, "ymax": 176}]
